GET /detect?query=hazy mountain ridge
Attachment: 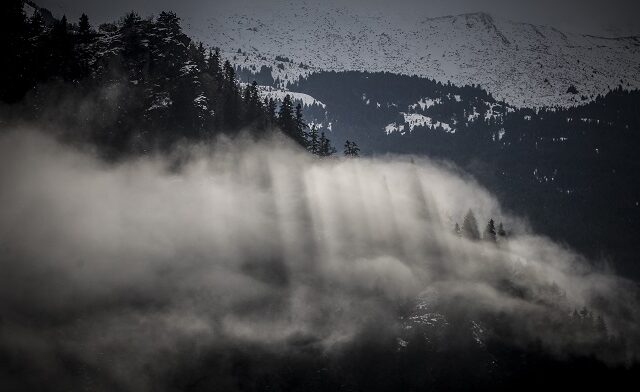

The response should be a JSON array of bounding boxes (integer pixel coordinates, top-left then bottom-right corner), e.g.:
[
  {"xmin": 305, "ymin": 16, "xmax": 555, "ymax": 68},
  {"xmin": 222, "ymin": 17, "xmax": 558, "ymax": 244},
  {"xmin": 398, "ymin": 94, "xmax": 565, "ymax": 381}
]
[
  {"xmin": 186, "ymin": 3, "xmax": 640, "ymax": 107},
  {"xmin": 2, "ymin": 3, "xmax": 640, "ymax": 390}
]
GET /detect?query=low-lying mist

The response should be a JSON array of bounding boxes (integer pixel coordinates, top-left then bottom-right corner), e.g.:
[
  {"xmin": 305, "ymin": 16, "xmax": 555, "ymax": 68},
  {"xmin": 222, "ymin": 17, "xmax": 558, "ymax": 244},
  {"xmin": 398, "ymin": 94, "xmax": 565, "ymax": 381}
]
[{"xmin": 0, "ymin": 129, "xmax": 638, "ymax": 390}]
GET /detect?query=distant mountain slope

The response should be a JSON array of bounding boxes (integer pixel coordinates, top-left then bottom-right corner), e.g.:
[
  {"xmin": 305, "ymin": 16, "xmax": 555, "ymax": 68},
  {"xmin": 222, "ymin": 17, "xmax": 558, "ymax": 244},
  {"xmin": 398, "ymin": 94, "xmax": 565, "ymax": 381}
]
[
  {"xmin": 186, "ymin": 2, "xmax": 640, "ymax": 107},
  {"xmin": 259, "ymin": 71, "xmax": 640, "ymax": 279}
]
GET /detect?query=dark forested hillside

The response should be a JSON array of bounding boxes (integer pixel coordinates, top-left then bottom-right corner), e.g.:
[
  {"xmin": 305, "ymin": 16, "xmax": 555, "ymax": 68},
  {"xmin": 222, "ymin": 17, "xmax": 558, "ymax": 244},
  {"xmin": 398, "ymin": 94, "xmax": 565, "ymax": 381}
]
[
  {"xmin": 1, "ymin": 2, "xmax": 640, "ymax": 391},
  {"xmin": 2, "ymin": 0, "xmax": 638, "ymax": 280},
  {"xmin": 0, "ymin": 1, "xmax": 322, "ymax": 157},
  {"xmin": 290, "ymin": 71, "xmax": 640, "ymax": 278}
]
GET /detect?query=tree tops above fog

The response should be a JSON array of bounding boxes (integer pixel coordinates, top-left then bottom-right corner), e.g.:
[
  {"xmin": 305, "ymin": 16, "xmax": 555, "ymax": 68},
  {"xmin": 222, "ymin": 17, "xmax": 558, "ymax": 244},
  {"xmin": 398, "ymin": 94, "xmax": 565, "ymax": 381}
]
[
  {"xmin": 0, "ymin": 1, "xmax": 343, "ymax": 157},
  {"xmin": 455, "ymin": 209, "xmax": 507, "ymax": 242}
]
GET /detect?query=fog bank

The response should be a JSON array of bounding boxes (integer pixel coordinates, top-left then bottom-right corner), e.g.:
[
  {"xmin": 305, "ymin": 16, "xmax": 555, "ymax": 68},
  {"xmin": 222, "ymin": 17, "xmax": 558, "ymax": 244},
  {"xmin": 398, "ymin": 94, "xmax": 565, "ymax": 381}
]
[{"xmin": 0, "ymin": 130, "xmax": 638, "ymax": 389}]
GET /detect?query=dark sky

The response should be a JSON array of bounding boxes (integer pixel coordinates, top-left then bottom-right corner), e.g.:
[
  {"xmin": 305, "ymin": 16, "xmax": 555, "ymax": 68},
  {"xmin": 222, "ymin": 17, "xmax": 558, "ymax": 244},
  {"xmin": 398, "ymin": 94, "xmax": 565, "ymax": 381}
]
[{"xmin": 37, "ymin": 0, "xmax": 640, "ymax": 35}]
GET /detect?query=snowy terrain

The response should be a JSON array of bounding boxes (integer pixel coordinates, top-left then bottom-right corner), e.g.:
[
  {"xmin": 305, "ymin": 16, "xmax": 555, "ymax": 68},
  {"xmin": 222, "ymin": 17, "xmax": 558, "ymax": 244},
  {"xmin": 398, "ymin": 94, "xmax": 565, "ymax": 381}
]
[
  {"xmin": 385, "ymin": 113, "xmax": 455, "ymax": 135},
  {"xmin": 251, "ymin": 84, "xmax": 326, "ymax": 108},
  {"xmin": 185, "ymin": 1, "xmax": 640, "ymax": 108}
]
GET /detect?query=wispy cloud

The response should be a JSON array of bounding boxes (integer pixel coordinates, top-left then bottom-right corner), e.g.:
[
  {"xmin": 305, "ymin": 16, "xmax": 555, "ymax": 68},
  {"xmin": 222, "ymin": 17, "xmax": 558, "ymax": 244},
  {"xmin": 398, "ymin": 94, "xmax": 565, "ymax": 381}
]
[{"xmin": 0, "ymin": 130, "xmax": 637, "ymax": 389}]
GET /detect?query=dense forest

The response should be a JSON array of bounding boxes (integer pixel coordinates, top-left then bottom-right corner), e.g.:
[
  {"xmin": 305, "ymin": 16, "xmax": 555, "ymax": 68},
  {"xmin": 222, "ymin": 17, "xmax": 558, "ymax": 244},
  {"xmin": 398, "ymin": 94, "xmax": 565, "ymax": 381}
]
[{"xmin": 0, "ymin": 0, "xmax": 343, "ymax": 158}]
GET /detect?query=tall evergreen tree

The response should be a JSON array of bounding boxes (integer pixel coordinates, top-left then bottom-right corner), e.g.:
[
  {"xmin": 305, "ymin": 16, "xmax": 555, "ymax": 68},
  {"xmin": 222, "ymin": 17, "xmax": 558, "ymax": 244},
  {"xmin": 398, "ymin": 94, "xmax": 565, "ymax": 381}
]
[
  {"xmin": 243, "ymin": 81, "xmax": 262, "ymax": 124},
  {"xmin": 308, "ymin": 125, "xmax": 319, "ymax": 155},
  {"xmin": 278, "ymin": 94, "xmax": 297, "ymax": 141},
  {"xmin": 497, "ymin": 222, "xmax": 507, "ymax": 237},
  {"xmin": 222, "ymin": 60, "xmax": 236, "ymax": 89},
  {"xmin": 484, "ymin": 219, "xmax": 497, "ymax": 242},
  {"xmin": 221, "ymin": 60, "xmax": 241, "ymax": 128},
  {"xmin": 49, "ymin": 15, "xmax": 74, "ymax": 81},
  {"xmin": 207, "ymin": 48, "xmax": 222, "ymax": 82},
  {"xmin": 78, "ymin": 13, "xmax": 91, "ymax": 36},
  {"xmin": 120, "ymin": 12, "xmax": 148, "ymax": 82},
  {"xmin": 188, "ymin": 42, "xmax": 207, "ymax": 70},
  {"xmin": 26, "ymin": 9, "xmax": 47, "ymax": 85},
  {"xmin": 266, "ymin": 98, "xmax": 277, "ymax": 121},
  {"xmin": 344, "ymin": 140, "xmax": 360, "ymax": 157},
  {"xmin": 293, "ymin": 102, "xmax": 308, "ymax": 147},
  {"xmin": 462, "ymin": 210, "xmax": 480, "ymax": 240},
  {"xmin": 319, "ymin": 131, "xmax": 336, "ymax": 157},
  {"xmin": 76, "ymin": 13, "xmax": 94, "ymax": 78}
]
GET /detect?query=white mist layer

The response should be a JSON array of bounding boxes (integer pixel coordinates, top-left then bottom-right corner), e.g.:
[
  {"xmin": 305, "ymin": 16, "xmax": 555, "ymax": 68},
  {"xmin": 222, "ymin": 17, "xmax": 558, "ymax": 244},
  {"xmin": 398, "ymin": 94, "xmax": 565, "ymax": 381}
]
[{"xmin": 0, "ymin": 130, "xmax": 638, "ymax": 387}]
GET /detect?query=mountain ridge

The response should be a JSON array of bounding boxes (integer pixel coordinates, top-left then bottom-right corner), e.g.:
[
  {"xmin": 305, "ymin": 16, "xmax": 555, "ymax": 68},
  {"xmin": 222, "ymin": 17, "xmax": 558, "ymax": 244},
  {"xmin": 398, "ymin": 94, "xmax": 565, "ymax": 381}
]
[{"xmin": 185, "ymin": 3, "xmax": 640, "ymax": 107}]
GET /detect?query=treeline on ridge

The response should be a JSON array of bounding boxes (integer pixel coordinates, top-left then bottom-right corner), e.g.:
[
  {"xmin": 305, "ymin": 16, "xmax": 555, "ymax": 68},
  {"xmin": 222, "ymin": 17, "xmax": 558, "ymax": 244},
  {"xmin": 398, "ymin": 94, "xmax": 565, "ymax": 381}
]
[{"xmin": 0, "ymin": 1, "xmax": 341, "ymax": 158}]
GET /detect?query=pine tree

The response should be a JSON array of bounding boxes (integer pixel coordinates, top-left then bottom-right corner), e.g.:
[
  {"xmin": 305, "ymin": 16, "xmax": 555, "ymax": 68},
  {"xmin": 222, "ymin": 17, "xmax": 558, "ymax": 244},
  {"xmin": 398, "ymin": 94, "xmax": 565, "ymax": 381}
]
[
  {"xmin": 497, "ymin": 222, "xmax": 507, "ymax": 237},
  {"xmin": 265, "ymin": 98, "xmax": 277, "ymax": 126},
  {"xmin": 50, "ymin": 15, "xmax": 74, "ymax": 81},
  {"xmin": 308, "ymin": 125, "xmax": 319, "ymax": 155},
  {"xmin": 188, "ymin": 42, "xmax": 207, "ymax": 70},
  {"xmin": 462, "ymin": 210, "xmax": 480, "ymax": 240},
  {"xmin": 454, "ymin": 223, "xmax": 462, "ymax": 237},
  {"xmin": 153, "ymin": 12, "xmax": 189, "ymax": 81},
  {"xmin": 319, "ymin": 131, "xmax": 336, "ymax": 157},
  {"xmin": 207, "ymin": 48, "xmax": 222, "ymax": 80},
  {"xmin": 243, "ymin": 81, "xmax": 262, "ymax": 123},
  {"xmin": 78, "ymin": 13, "xmax": 91, "ymax": 37},
  {"xmin": 222, "ymin": 60, "xmax": 236, "ymax": 89},
  {"xmin": 76, "ymin": 13, "xmax": 94, "ymax": 78},
  {"xmin": 148, "ymin": 11, "xmax": 194, "ymax": 136},
  {"xmin": 26, "ymin": 9, "xmax": 47, "ymax": 85},
  {"xmin": 484, "ymin": 219, "xmax": 497, "ymax": 242},
  {"xmin": 242, "ymin": 83, "xmax": 252, "ymax": 104},
  {"xmin": 293, "ymin": 103, "xmax": 308, "ymax": 147},
  {"xmin": 221, "ymin": 60, "xmax": 241, "ymax": 128},
  {"xmin": 344, "ymin": 140, "xmax": 360, "ymax": 157},
  {"xmin": 120, "ymin": 12, "xmax": 147, "ymax": 82},
  {"xmin": 196, "ymin": 42, "xmax": 207, "ymax": 69},
  {"xmin": 278, "ymin": 94, "xmax": 296, "ymax": 141}
]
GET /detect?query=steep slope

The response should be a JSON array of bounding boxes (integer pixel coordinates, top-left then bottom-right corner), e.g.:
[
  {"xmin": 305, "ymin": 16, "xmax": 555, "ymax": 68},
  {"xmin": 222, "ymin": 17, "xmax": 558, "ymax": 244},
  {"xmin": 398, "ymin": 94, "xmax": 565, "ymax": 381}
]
[
  {"xmin": 186, "ymin": 2, "xmax": 640, "ymax": 107},
  {"xmin": 269, "ymin": 71, "xmax": 640, "ymax": 280}
]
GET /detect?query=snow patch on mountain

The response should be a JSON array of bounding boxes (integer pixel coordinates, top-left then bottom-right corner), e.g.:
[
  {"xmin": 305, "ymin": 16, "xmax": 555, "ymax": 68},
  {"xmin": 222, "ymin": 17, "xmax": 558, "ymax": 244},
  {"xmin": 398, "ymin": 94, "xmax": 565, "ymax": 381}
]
[
  {"xmin": 186, "ymin": 2, "xmax": 640, "ymax": 107},
  {"xmin": 386, "ymin": 113, "xmax": 455, "ymax": 135},
  {"xmin": 410, "ymin": 98, "xmax": 441, "ymax": 111},
  {"xmin": 258, "ymin": 86, "xmax": 326, "ymax": 108},
  {"xmin": 385, "ymin": 123, "xmax": 405, "ymax": 135},
  {"xmin": 241, "ymin": 84, "xmax": 326, "ymax": 108}
]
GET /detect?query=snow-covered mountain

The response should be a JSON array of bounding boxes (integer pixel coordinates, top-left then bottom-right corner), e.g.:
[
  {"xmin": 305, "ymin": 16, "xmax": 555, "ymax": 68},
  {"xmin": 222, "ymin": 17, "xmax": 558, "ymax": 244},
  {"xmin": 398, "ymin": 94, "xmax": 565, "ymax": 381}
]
[{"xmin": 185, "ymin": 2, "xmax": 640, "ymax": 107}]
